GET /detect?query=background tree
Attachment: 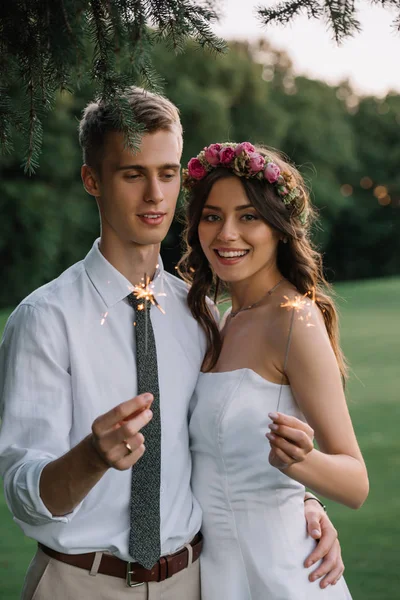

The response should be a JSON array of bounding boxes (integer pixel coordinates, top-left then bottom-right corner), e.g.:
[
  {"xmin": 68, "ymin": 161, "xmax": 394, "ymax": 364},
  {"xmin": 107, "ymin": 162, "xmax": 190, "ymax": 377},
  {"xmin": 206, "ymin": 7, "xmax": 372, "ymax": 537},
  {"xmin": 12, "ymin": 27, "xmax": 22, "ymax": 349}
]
[
  {"xmin": 0, "ymin": 0, "xmax": 225, "ymax": 172},
  {"xmin": 1, "ymin": 36, "xmax": 398, "ymax": 307},
  {"xmin": 258, "ymin": 0, "xmax": 400, "ymax": 43},
  {"xmin": 1, "ymin": 1, "xmax": 400, "ymax": 171}
]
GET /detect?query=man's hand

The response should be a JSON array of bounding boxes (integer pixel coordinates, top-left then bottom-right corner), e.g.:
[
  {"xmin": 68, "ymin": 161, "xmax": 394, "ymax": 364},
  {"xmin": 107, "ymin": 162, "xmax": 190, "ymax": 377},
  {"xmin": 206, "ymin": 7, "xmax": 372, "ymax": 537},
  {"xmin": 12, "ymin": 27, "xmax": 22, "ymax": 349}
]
[
  {"xmin": 304, "ymin": 499, "xmax": 345, "ymax": 588},
  {"xmin": 40, "ymin": 393, "xmax": 154, "ymax": 516},
  {"xmin": 91, "ymin": 393, "xmax": 154, "ymax": 470}
]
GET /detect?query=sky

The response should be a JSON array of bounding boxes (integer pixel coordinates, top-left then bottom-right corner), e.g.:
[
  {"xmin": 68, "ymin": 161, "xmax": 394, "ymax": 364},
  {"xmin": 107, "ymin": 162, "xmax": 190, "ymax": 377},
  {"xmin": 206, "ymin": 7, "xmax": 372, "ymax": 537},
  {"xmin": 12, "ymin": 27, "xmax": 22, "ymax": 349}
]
[{"xmin": 212, "ymin": 1, "xmax": 400, "ymax": 98}]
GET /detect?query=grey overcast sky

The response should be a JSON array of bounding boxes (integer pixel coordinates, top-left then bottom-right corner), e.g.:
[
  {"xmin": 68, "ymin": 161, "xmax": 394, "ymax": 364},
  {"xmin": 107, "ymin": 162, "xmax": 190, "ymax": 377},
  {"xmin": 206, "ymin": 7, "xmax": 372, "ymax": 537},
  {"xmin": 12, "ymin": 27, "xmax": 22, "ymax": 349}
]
[{"xmin": 212, "ymin": 1, "xmax": 400, "ymax": 97}]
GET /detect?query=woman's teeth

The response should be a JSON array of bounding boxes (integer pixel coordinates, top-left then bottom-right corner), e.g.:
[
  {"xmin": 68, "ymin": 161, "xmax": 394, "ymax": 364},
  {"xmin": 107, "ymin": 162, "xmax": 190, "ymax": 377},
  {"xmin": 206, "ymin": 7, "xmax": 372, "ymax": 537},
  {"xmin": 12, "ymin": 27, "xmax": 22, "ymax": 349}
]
[{"xmin": 216, "ymin": 250, "xmax": 249, "ymax": 258}]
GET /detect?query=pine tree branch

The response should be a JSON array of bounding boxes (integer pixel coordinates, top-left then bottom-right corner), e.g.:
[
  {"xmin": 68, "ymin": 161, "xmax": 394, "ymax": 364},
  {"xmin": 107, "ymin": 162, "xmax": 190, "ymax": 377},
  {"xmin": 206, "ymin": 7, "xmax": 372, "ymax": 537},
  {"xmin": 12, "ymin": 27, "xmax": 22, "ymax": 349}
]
[
  {"xmin": 257, "ymin": 0, "xmax": 324, "ymax": 28},
  {"xmin": 1, "ymin": 0, "xmax": 227, "ymax": 171},
  {"xmin": 24, "ymin": 77, "xmax": 43, "ymax": 175},
  {"xmin": 60, "ymin": 0, "xmax": 84, "ymax": 71},
  {"xmin": 2, "ymin": 0, "xmax": 398, "ymax": 171},
  {"xmin": 324, "ymin": 1, "xmax": 360, "ymax": 43},
  {"xmin": 0, "ymin": 89, "xmax": 13, "ymax": 155},
  {"xmin": 257, "ymin": 0, "xmax": 399, "ymax": 41}
]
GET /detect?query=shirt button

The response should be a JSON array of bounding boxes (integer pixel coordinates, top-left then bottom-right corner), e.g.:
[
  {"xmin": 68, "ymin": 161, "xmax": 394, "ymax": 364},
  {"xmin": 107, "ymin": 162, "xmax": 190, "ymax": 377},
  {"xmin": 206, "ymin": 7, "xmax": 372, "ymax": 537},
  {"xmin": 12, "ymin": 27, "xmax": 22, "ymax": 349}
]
[{"xmin": 160, "ymin": 486, "xmax": 165, "ymax": 495}]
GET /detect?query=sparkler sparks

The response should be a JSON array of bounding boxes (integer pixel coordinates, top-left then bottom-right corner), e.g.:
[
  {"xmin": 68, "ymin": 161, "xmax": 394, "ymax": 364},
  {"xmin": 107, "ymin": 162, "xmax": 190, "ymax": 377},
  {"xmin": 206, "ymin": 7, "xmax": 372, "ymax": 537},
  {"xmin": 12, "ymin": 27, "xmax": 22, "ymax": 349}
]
[
  {"xmin": 280, "ymin": 289, "xmax": 316, "ymax": 327},
  {"xmin": 132, "ymin": 273, "xmax": 166, "ymax": 354},
  {"xmin": 276, "ymin": 288, "xmax": 317, "ymax": 411},
  {"xmin": 132, "ymin": 274, "xmax": 166, "ymax": 315}
]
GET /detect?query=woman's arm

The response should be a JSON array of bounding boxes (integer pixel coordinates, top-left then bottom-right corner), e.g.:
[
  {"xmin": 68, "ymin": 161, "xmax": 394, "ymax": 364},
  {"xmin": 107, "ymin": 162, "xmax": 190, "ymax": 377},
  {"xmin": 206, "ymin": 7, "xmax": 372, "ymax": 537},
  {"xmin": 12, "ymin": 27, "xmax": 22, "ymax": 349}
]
[{"xmin": 272, "ymin": 304, "xmax": 369, "ymax": 509}]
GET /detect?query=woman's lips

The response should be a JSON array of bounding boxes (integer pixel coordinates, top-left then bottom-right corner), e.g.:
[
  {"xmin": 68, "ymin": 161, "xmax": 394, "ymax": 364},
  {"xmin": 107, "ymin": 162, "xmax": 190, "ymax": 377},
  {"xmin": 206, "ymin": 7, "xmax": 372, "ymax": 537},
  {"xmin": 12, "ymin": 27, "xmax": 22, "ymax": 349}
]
[{"xmin": 213, "ymin": 248, "xmax": 250, "ymax": 266}]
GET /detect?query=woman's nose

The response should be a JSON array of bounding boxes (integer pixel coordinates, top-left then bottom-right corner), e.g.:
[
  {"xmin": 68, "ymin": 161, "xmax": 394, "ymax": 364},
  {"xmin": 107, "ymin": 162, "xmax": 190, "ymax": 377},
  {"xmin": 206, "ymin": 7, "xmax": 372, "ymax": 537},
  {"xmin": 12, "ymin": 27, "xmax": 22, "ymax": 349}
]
[{"xmin": 216, "ymin": 220, "xmax": 239, "ymax": 242}]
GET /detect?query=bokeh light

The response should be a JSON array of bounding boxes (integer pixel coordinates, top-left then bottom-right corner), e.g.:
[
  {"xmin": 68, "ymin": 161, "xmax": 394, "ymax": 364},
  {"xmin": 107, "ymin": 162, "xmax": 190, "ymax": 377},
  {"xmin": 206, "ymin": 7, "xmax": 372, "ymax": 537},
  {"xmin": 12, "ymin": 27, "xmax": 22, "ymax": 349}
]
[
  {"xmin": 360, "ymin": 176, "xmax": 373, "ymax": 189},
  {"xmin": 340, "ymin": 184, "xmax": 353, "ymax": 196},
  {"xmin": 373, "ymin": 185, "xmax": 388, "ymax": 199}
]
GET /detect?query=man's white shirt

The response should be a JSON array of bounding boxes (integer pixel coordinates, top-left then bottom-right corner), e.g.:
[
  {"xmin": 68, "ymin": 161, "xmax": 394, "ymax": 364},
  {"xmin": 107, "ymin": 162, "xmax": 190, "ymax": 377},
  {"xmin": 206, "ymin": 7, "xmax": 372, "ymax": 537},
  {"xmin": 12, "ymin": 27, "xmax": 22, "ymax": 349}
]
[{"xmin": 0, "ymin": 239, "xmax": 205, "ymax": 561}]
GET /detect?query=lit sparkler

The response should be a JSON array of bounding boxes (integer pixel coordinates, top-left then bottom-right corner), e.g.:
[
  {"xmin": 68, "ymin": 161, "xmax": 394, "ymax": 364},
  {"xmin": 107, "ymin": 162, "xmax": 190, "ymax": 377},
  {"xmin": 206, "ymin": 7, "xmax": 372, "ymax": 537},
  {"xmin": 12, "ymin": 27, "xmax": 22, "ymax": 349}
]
[
  {"xmin": 132, "ymin": 273, "xmax": 166, "ymax": 353},
  {"xmin": 280, "ymin": 288, "xmax": 316, "ymax": 327},
  {"xmin": 276, "ymin": 288, "xmax": 317, "ymax": 411},
  {"xmin": 132, "ymin": 274, "xmax": 166, "ymax": 315}
]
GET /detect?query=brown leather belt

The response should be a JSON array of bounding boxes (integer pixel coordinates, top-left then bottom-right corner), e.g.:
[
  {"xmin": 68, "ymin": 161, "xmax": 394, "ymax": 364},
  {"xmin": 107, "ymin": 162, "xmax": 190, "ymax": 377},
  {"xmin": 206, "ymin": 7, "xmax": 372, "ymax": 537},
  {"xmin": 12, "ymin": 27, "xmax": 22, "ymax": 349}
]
[{"xmin": 39, "ymin": 532, "xmax": 202, "ymax": 586}]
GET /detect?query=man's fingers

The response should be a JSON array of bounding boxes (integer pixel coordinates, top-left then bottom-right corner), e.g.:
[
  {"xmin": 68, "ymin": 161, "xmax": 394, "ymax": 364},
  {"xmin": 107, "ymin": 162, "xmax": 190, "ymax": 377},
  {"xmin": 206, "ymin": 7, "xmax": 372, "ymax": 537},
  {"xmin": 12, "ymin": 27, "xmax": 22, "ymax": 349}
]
[
  {"xmin": 308, "ymin": 548, "xmax": 336, "ymax": 581},
  {"xmin": 318, "ymin": 564, "xmax": 344, "ymax": 588},
  {"xmin": 122, "ymin": 398, "xmax": 154, "ymax": 423},
  {"xmin": 305, "ymin": 516, "xmax": 321, "ymax": 539},
  {"xmin": 116, "ymin": 409, "xmax": 153, "ymax": 444},
  {"xmin": 91, "ymin": 401, "xmax": 153, "ymax": 468},
  {"xmin": 308, "ymin": 542, "xmax": 344, "ymax": 587},
  {"xmin": 305, "ymin": 525, "xmax": 337, "ymax": 566},
  {"xmin": 105, "ymin": 432, "xmax": 145, "ymax": 463},
  {"xmin": 114, "ymin": 442, "xmax": 146, "ymax": 471},
  {"xmin": 268, "ymin": 412, "xmax": 314, "ymax": 438},
  {"xmin": 93, "ymin": 394, "xmax": 153, "ymax": 434}
]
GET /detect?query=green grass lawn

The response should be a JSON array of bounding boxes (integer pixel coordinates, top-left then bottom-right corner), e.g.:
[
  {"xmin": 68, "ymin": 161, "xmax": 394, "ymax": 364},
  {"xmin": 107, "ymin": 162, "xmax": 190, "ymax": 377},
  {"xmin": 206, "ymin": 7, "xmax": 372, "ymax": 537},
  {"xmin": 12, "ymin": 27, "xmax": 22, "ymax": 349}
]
[{"xmin": 1, "ymin": 277, "xmax": 399, "ymax": 599}]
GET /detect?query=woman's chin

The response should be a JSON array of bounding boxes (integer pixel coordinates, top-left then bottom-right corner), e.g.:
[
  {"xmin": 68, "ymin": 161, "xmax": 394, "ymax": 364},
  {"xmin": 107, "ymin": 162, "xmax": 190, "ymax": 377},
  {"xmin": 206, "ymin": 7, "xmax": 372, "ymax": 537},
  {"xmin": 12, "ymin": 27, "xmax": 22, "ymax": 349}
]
[{"xmin": 211, "ymin": 265, "xmax": 249, "ymax": 284}]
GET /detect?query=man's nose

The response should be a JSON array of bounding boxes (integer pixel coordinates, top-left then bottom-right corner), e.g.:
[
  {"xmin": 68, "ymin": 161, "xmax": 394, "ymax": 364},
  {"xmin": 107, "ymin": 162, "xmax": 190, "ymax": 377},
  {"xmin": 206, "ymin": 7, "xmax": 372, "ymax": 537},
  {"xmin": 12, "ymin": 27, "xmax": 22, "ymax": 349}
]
[{"xmin": 144, "ymin": 177, "xmax": 163, "ymax": 204}]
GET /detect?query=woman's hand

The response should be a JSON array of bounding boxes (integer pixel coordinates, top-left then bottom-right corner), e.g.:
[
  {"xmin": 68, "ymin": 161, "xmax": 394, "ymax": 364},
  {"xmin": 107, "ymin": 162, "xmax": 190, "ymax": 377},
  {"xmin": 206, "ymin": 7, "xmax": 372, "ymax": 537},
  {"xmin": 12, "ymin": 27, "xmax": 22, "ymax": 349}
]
[{"xmin": 266, "ymin": 412, "xmax": 314, "ymax": 469}]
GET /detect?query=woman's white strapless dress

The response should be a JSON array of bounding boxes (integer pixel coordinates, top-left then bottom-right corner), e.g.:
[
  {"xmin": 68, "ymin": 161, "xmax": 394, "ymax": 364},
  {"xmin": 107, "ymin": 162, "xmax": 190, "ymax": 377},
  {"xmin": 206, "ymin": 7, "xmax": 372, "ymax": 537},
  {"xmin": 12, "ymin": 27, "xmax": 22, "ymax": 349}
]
[{"xmin": 189, "ymin": 368, "xmax": 352, "ymax": 600}]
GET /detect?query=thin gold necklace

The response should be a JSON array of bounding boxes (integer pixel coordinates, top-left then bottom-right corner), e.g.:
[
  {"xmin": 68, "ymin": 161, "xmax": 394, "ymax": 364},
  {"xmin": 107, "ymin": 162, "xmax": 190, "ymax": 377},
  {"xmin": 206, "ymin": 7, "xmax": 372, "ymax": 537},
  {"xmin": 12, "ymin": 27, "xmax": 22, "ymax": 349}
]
[{"xmin": 229, "ymin": 278, "xmax": 285, "ymax": 319}]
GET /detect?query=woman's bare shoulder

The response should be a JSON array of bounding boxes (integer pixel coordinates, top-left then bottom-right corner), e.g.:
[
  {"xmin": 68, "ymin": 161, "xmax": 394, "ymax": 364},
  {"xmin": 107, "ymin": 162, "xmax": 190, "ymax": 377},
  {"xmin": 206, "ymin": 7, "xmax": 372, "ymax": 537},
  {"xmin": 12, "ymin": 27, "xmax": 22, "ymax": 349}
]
[{"xmin": 267, "ymin": 284, "xmax": 327, "ymax": 345}]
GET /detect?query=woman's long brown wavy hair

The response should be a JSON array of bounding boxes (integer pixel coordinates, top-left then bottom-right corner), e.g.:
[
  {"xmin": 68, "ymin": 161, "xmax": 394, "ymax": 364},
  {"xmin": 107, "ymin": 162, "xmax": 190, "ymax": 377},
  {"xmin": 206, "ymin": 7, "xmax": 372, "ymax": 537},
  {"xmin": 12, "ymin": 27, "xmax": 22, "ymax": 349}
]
[{"xmin": 178, "ymin": 145, "xmax": 347, "ymax": 380}]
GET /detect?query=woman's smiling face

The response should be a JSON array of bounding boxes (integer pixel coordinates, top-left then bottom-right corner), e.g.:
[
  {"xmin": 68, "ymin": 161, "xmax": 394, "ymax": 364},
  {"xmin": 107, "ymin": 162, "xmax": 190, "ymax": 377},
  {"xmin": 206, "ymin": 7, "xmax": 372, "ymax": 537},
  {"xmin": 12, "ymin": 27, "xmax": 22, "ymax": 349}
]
[{"xmin": 198, "ymin": 176, "xmax": 281, "ymax": 284}]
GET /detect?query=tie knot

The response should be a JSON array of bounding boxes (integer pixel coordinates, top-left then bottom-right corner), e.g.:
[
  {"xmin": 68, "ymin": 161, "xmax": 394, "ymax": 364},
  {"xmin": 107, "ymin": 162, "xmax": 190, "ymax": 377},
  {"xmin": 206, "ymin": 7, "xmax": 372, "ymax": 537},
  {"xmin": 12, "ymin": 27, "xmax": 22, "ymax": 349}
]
[{"xmin": 127, "ymin": 292, "xmax": 151, "ymax": 313}]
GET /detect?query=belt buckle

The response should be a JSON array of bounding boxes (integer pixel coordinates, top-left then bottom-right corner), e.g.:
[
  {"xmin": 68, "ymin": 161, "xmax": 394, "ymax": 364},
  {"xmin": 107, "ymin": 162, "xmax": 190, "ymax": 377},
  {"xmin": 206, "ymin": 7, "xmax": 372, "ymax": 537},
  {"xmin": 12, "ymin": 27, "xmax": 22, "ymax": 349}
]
[{"xmin": 126, "ymin": 562, "xmax": 145, "ymax": 588}]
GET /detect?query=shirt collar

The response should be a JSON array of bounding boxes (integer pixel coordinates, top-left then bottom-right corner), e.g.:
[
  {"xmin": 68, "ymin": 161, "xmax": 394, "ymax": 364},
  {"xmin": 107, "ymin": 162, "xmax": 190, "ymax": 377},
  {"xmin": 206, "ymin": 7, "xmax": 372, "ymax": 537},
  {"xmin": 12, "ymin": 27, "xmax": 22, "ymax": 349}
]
[{"xmin": 84, "ymin": 238, "xmax": 165, "ymax": 308}]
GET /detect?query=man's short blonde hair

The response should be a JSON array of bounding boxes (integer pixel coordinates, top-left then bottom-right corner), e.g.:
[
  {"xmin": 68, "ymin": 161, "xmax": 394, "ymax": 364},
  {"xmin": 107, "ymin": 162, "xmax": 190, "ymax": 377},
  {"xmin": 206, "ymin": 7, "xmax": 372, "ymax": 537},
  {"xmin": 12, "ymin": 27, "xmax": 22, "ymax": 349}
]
[{"xmin": 79, "ymin": 86, "xmax": 183, "ymax": 168}]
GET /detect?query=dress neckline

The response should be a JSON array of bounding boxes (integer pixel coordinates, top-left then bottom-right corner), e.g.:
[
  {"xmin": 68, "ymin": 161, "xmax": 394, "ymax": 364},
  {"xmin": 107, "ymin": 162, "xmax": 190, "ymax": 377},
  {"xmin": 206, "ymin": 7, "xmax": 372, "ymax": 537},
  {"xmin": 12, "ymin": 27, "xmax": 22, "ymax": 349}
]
[{"xmin": 199, "ymin": 367, "xmax": 290, "ymax": 388}]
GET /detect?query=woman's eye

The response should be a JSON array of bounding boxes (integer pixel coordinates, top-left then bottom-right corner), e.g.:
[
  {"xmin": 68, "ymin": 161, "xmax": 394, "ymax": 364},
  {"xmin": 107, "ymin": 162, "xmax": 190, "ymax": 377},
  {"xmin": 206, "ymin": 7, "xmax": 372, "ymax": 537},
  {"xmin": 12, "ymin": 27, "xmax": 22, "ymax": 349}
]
[{"xmin": 241, "ymin": 214, "xmax": 258, "ymax": 221}]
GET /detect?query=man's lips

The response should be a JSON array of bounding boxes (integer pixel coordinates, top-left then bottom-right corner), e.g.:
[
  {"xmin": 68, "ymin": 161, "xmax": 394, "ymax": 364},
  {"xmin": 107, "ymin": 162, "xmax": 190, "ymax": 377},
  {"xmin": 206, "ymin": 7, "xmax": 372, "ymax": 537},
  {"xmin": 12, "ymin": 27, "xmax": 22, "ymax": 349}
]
[{"xmin": 137, "ymin": 212, "xmax": 166, "ymax": 225}]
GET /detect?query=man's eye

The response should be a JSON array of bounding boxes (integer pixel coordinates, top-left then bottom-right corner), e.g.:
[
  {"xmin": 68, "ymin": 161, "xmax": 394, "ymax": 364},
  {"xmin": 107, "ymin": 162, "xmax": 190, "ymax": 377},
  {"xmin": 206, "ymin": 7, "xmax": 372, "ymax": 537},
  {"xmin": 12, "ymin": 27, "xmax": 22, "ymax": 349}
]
[
  {"xmin": 126, "ymin": 174, "xmax": 141, "ymax": 180},
  {"xmin": 162, "ymin": 173, "xmax": 176, "ymax": 180}
]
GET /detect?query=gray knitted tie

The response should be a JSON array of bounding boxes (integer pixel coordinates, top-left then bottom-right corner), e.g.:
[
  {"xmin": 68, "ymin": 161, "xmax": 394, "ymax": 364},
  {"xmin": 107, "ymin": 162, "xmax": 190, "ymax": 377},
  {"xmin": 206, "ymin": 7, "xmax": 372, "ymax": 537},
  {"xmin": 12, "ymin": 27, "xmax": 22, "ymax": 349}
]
[{"xmin": 127, "ymin": 293, "xmax": 161, "ymax": 569}]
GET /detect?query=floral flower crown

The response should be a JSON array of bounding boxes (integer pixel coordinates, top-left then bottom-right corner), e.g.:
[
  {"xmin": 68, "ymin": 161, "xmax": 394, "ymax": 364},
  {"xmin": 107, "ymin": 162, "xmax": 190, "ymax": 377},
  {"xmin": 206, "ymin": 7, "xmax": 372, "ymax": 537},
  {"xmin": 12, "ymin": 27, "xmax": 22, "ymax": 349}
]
[{"xmin": 182, "ymin": 141, "xmax": 307, "ymax": 223}]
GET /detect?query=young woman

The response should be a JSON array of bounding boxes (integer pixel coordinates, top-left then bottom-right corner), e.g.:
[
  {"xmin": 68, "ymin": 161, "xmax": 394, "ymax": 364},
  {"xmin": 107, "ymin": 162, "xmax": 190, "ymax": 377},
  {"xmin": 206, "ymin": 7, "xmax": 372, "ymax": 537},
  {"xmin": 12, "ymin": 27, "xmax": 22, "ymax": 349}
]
[{"xmin": 178, "ymin": 142, "xmax": 369, "ymax": 599}]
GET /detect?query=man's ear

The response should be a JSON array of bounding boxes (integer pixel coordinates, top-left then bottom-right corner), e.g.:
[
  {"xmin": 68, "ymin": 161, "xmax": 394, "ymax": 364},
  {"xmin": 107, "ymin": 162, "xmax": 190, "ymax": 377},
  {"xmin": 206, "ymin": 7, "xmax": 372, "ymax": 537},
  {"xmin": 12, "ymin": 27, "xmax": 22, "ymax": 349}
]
[{"xmin": 81, "ymin": 164, "xmax": 100, "ymax": 197}]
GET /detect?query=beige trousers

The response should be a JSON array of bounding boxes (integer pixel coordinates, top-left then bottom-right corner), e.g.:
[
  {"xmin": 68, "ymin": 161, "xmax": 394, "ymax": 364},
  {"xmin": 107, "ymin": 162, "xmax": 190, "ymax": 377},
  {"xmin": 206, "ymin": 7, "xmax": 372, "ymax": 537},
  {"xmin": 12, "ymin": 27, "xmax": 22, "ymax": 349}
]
[{"xmin": 21, "ymin": 548, "xmax": 201, "ymax": 600}]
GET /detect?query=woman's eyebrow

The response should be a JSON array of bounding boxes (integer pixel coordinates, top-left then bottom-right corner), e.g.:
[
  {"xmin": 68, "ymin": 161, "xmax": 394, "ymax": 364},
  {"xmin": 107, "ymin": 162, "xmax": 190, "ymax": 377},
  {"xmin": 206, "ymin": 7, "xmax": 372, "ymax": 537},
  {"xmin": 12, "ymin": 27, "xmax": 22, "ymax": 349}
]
[{"xmin": 203, "ymin": 204, "xmax": 253, "ymax": 211}]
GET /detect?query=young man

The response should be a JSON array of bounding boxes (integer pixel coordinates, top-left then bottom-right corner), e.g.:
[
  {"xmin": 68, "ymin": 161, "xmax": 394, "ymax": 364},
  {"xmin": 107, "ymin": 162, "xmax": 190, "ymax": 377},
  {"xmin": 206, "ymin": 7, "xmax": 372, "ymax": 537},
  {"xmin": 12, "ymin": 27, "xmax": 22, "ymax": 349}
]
[{"xmin": 0, "ymin": 87, "xmax": 344, "ymax": 600}]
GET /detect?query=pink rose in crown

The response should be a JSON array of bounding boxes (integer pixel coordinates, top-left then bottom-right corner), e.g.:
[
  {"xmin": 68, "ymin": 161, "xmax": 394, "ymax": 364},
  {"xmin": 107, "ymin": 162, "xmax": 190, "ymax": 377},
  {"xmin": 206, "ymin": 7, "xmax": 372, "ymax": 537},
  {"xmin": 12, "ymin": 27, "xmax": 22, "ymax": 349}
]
[
  {"xmin": 205, "ymin": 143, "xmax": 222, "ymax": 165},
  {"xmin": 248, "ymin": 152, "xmax": 265, "ymax": 174},
  {"xmin": 264, "ymin": 162, "xmax": 281, "ymax": 183},
  {"xmin": 235, "ymin": 142, "xmax": 255, "ymax": 156},
  {"xmin": 220, "ymin": 146, "xmax": 235, "ymax": 165},
  {"xmin": 188, "ymin": 158, "xmax": 207, "ymax": 180}
]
